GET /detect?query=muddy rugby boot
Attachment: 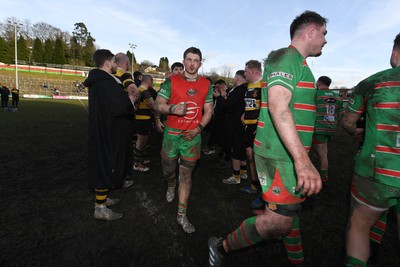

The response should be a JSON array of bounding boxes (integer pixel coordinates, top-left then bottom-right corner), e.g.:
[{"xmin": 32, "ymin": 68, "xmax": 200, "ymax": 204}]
[
  {"xmin": 223, "ymin": 176, "xmax": 240, "ymax": 185},
  {"xmin": 177, "ymin": 214, "xmax": 195, "ymax": 233},
  {"xmin": 94, "ymin": 206, "xmax": 122, "ymax": 221},
  {"xmin": 208, "ymin": 236, "xmax": 225, "ymax": 267},
  {"xmin": 166, "ymin": 186, "xmax": 175, "ymax": 202}
]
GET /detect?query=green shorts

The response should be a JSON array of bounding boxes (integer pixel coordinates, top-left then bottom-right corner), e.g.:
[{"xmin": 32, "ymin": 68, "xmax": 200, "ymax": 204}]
[
  {"xmin": 351, "ymin": 173, "xmax": 400, "ymax": 211},
  {"xmin": 255, "ymin": 154, "xmax": 305, "ymax": 206},
  {"xmin": 161, "ymin": 126, "xmax": 201, "ymax": 161},
  {"xmin": 312, "ymin": 134, "xmax": 332, "ymax": 144}
]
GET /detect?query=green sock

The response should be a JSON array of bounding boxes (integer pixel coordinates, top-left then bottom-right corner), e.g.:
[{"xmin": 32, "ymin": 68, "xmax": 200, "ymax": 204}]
[
  {"xmin": 345, "ymin": 255, "xmax": 367, "ymax": 267},
  {"xmin": 226, "ymin": 216, "xmax": 262, "ymax": 251},
  {"xmin": 283, "ymin": 215, "xmax": 304, "ymax": 264},
  {"xmin": 177, "ymin": 202, "xmax": 187, "ymax": 216},
  {"xmin": 369, "ymin": 211, "xmax": 388, "ymax": 243}
]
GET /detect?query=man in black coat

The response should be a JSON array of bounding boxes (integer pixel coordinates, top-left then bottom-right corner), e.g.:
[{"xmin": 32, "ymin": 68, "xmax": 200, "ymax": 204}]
[
  {"xmin": 83, "ymin": 49, "xmax": 134, "ymax": 221},
  {"xmin": 1, "ymin": 84, "xmax": 10, "ymax": 108}
]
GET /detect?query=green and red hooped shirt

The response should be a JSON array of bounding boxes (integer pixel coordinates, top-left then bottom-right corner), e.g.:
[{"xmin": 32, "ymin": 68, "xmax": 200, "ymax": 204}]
[
  {"xmin": 314, "ymin": 89, "xmax": 344, "ymax": 135},
  {"xmin": 254, "ymin": 46, "xmax": 317, "ymax": 162},
  {"xmin": 347, "ymin": 66, "xmax": 400, "ymax": 188}
]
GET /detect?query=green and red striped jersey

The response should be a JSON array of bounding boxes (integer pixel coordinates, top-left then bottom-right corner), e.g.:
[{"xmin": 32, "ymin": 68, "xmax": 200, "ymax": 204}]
[
  {"xmin": 254, "ymin": 46, "xmax": 317, "ymax": 162},
  {"xmin": 347, "ymin": 66, "xmax": 400, "ymax": 187},
  {"xmin": 314, "ymin": 89, "xmax": 343, "ymax": 135}
]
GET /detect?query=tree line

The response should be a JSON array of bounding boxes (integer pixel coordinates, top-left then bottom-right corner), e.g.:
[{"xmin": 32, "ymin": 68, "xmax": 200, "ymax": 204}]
[
  {"xmin": 0, "ymin": 17, "xmax": 102, "ymax": 67},
  {"xmin": 0, "ymin": 17, "xmax": 229, "ymax": 82}
]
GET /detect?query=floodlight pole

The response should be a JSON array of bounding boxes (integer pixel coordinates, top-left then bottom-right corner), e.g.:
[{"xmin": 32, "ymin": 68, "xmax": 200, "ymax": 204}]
[
  {"xmin": 8, "ymin": 21, "xmax": 23, "ymax": 91},
  {"xmin": 201, "ymin": 58, "xmax": 206, "ymax": 75},
  {"xmin": 129, "ymin": 43, "xmax": 137, "ymax": 76}
]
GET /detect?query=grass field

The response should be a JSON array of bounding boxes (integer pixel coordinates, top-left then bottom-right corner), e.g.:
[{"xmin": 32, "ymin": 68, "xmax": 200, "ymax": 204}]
[{"xmin": 1, "ymin": 99, "xmax": 399, "ymax": 267}]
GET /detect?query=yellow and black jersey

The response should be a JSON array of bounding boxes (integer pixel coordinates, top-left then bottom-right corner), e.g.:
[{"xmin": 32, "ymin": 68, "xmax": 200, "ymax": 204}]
[
  {"xmin": 114, "ymin": 69, "xmax": 135, "ymax": 92},
  {"xmin": 135, "ymin": 86, "xmax": 154, "ymax": 120},
  {"xmin": 244, "ymin": 80, "xmax": 262, "ymax": 125}
]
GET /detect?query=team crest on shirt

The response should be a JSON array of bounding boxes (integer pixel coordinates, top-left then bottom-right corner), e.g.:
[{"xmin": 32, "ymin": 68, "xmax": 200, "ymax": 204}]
[
  {"xmin": 187, "ymin": 88, "xmax": 197, "ymax": 96},
  {"xmin": 271, "ymin": 186, "xmax": 282, "ymax": 195}
]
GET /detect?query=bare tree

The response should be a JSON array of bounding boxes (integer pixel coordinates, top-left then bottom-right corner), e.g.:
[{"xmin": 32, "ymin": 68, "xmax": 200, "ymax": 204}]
[{"xmin": 31, "ymin": 22, "xmax": 63, "ymax": 42}]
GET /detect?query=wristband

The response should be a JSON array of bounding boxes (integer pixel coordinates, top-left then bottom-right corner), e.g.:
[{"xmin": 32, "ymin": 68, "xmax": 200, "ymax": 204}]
[
  {"xmin": 197, "ymin": 124, "xmax": 204, "ymax": 132},
  {"xmin": 169, "ymin": 105, "xmax": 174, "ymax": 114}
]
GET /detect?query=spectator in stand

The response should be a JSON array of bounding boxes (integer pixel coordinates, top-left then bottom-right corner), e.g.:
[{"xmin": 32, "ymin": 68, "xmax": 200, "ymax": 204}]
[
  {"xmin": 311, "ymin": 76, "xmax": 343, "ymax": 184},
  {"xmin": 1, "ymin": 84, "xmax": 10, "ymax": 108},
  {"xmin": 133, "ymin": 71, "xmax": 143, "ymax": 87},
  {"xmin": 11, "ymin": 86, "xmax": 19, "ymax": 108},
  {"xmin": 134, "ymin": 74, "xmax": 155, "ymax": 172},
  {"xmin": 83, "ymin": 49, "xmax": 134, "ymax": 221}
]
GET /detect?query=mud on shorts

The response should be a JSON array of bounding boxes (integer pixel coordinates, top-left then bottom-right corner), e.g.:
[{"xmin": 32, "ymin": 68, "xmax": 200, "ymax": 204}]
[
  {"xmin": 161, "ymin": 126, "xmax": 201, "ymax": 161},
  {"xmin": 351, "ymin": 173, "xmax": 400, "ymax": 211},
  {"xmin": 312, "ymin": 134, "xmax": 332, "ymax": 144},
  {"xmin": 255, "ymin": 154, "xmax": 306, "ymax": 217}
]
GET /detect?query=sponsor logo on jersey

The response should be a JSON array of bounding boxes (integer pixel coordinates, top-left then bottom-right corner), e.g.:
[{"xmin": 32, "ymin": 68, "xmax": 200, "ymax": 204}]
[
  {"xmin": 245, "ymin": 98, "xmax": 257, "ymax": 108},
  {"xmin": 325, "ymin": 98, "xmax": 336, "ymax": 103},
  {"xmin": 187, "ymin": 88, "xmax": 197, "ymax": 96},
  {"xmin": 183, "ymin": 101, "xmax": 201, "ymax": 120},
  {"xmin": 268, "ymin": 71, "xmax": 293, "ymax": 80}
]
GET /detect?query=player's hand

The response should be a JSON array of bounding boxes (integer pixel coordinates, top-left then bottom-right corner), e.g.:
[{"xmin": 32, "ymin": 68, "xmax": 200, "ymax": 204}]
[
  {"xmin": 155, "ymin": 120, "xmax": 165, "ymax": 133},
  {"xmin": 182, "ymin": 127, "xmax": 201, "ymax": 141},
  {"xmin": 294, "ymin": 160, "xmax": 322, "ymax": 196},
  {"xmin": 172, "ymin": 102, "xmax": 187, "ymax": 116}
]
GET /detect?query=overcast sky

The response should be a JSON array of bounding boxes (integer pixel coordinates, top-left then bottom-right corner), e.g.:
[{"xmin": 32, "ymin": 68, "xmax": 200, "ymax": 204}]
[{"xmin": 2, "ymin": 0, "xmax": 399, "ymax": 88}]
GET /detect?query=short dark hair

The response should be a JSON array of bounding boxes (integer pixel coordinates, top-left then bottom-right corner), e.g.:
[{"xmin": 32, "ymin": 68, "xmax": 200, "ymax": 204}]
[
  {"xmin": 214, "ymin": 79, "xmax": 226, "ymax": 86},
  {"xmin": 290, "ymin": 11, "xmax": 328, "ymax": 40},
  {"xmin": 318, "ymin": 76, "xmax": 332, "ymax": 87},
  {"xmin": 235, "ymin": 70, "xmax": 246, "ymax": 80},
  {"xmin": 183, "ymin": 47, "xmax": 202, "ymax": 61},
  {"xmin": 394, "ymin": 33, "xmax": 400, "ymax": 50},
  {"xmin": 133, "ymin": 71, "xmax": 142, "ymax": 79},
  {"xmin": 92, "ymin": 49, "xmax": 114, "ymax": 68},
  {"xmin": 171, "ymin": 62, "xmax": 184, "ymax": 70}
]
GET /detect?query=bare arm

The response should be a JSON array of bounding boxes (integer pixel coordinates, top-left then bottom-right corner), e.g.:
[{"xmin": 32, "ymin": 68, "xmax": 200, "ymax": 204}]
[
  {"xmin": 341, "ymin": 111, "xmax": 364, "ymax": 138},
  {"xmin": 154, "ymin": 95, "xmax": 186, "ymax": 116},
  {"xmin": 127, "ymin": 84, "xmax": 140, "ymax": 107},
  {"xmin": 268, "ymin": 85, "xmax": 321, "ymax": 196}
]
